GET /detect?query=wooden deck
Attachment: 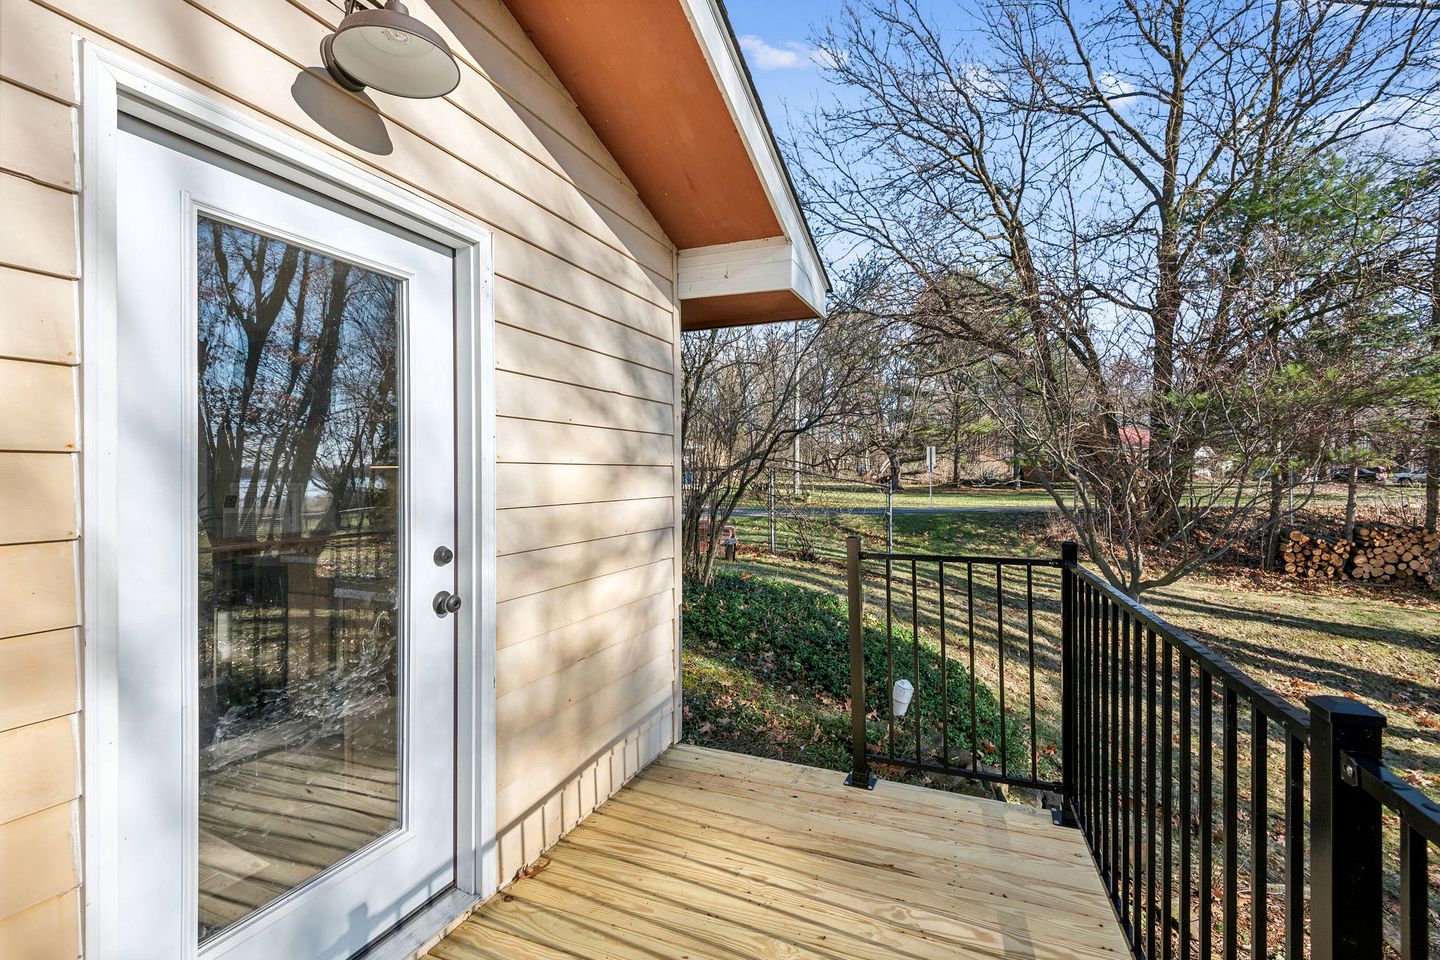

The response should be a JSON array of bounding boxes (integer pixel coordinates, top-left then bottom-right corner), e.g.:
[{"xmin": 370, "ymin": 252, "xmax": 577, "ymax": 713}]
[{"xmin": 428, "ymin": 745, "xmax": 1129, "ymax": 959}]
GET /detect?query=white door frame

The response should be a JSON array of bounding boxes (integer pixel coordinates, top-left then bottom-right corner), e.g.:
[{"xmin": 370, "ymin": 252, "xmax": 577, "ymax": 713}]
[{"xmin": 79, "ymin": 41, "xmax": 498, "ymax": 960}]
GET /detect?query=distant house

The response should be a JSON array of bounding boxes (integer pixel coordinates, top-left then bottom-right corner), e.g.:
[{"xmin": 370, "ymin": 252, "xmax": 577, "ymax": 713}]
[{"xmin": 0, "ymin": 1, "xmax": 826, "ymax": 956}]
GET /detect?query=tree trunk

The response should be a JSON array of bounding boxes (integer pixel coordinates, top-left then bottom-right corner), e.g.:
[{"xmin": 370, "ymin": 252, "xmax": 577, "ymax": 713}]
[
  {"xmin": 1426, "ymin": 444, "xmax": 1438, "ymax": 534},
  {"xmin": 1263, "ymin": 469, "xmax": 1285, "ymax": 570},
  {"xmin": 1343, "ymin": 462, "xmax": 1359, "ymax": 542}
]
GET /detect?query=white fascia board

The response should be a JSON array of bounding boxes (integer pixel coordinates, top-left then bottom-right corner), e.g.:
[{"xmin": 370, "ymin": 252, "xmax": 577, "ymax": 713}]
[
  {"xmin": 678, "ymin": 237, "xmax": 823, "ymax": 312},
  {"xmin": 677, "ymin": 0, "xmax": 829, "ymax": 314}
]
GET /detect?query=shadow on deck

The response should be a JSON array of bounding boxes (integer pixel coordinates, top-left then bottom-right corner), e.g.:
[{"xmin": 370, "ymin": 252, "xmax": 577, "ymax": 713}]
[{"xmin": 427, "ymin": 745, "xmax": 1128, "ymax": 959}]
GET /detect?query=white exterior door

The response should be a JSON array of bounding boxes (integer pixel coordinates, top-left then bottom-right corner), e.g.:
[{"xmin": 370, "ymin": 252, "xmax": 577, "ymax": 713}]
[{"xmin": 113, "ymin": 120, "xmax": 458, "ymax": 960}]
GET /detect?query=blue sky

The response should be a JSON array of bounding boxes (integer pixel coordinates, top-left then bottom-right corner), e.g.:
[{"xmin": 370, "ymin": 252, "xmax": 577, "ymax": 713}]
[{"xmin": 725, "ymin": 1, "xmax": 842, "ymax": 139}]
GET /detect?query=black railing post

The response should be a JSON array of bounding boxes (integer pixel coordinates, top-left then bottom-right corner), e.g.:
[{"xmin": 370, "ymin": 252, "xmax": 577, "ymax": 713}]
[
  {"xmin": 1057, "ymin": 541, "xmax": 1079, "ymax": 826},
  {"xmin": 845, "ymin": 535, "xmax": 876, "ymax": 789},
  {"xmin": 1308, "ymin": 695, "xmax": 1386, "ymax": 960}
]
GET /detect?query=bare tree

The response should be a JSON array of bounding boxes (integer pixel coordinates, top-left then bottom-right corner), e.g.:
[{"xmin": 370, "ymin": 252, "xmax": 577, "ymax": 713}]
[
  {"xmin": 796, "ymin": 0, "xmax": 1439, "ymax": 594},
  {"xmin": 681, "ymin": 301, "xmax": 876, "ymax": 583}
]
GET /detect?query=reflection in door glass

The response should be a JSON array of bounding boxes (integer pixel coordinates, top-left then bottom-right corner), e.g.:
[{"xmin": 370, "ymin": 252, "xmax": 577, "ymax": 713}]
[{"xmin": 196, "ymin": 216, "xmax": 402, "ymax": 940}]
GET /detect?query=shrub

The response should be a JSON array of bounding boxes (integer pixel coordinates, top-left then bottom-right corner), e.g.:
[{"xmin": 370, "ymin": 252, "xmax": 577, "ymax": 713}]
[{"xmin": 682, "ymin": 568, "xmax": 1024, "ymax": 778}]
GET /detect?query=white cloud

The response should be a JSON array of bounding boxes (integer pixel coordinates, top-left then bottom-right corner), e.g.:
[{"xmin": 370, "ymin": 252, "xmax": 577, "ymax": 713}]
[{"xmin": 738, "ymin": 34, "xmax": 832, "ymax": 71}]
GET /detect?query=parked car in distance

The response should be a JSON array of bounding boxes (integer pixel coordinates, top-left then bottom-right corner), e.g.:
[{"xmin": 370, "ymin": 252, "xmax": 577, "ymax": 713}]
[
  {"xmin": 1331, "ymin": 466, "xmax": 1390, "ymax": 483},
  {"xmin": 1392, "ymin": 469, "xmax": 1428, "ymax": 486}
]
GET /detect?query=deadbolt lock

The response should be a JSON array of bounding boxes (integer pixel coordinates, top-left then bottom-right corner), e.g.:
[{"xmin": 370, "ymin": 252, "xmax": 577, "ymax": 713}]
[{"xmin": 433, "ymin": 545, "xmax": 454, "ymax": 566}]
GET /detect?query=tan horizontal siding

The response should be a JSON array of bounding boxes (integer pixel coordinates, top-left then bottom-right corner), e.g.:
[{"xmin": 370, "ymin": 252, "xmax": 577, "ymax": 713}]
[
  {"xmin": 496, "ymin": 324, "xmax": 673, "ymax": 403},
  {"xmin": 0, "ymin": 717, "xmax": 78, "ymax": 825},
  {"xmin": 0, "ymin": 268, "xmax": 77, "ymax": 364},
  {"xmin": 0, "ymin": 629, "xmax": 78, "ymax": 732},
  {"xmin": 497, "ymin": 497, "xmax": 673, "ymax": 556},
  {"xmin": 496, "ymin": 590, "xmax": 674, "ymax": 698},
  {"xmin": 0, "ymin": 81, "xmax": 75, "ymax": 191},
  {"xmin": 0, "ymin": 359, "xmax": 76, "ymax": 453},
  {"xmin": 0, "ymin": 542, "xmax": 78, "ymax": 640},
  {"xmin": 0, "ymin": 802, "xmax": 79, "ymax": 919},
  {"xmin": 0, "ymin": 174, "xmax": 75, "ymax": 277},
  {"xmin": 495, "ymin": 372, "xmax": 672, "ymax": 434},
  {"xmin": 1, "ymin": 0, "xmax": 682, "ymax": 939},
  {"xmin": 496, "ymin": 528, "xmax": 674, "ymax": 604},
  {"xmin": 0, "ymin": 888, "xmax": 79, "ymax": 960},
  {"xmin": 496, "ymin": 558, "xmax": 674, "ymax": 649},
  {"xmin": 494, "ymin": 463, "xmax": 675, "ymax": 510},
  {"xmin": 497, "ymin": 419, "xmax": 674, "ymax": 467},
  {"xmin": 0, "ymin": 453, "xmax": 77, "ymax": 543}
]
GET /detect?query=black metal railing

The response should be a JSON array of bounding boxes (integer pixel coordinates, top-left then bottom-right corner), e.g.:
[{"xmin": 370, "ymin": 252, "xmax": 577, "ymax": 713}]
[
  {"xmin": 844, "ymin": 536, "xmax": 1440, "ymax": 960},
  {"xmin": 844, "ymin": 536, "xmax": 1066, "ymax": 795}
]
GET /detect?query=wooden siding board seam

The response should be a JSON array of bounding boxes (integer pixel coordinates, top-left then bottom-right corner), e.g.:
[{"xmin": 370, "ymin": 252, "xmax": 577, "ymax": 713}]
[
  {"xmin": 494, "ymin": 320, "xmax": 675, "ymax": 378},
  {"xmin": 496, "ymin": 523, "xmax": 677, "ymax": 560},
  {"xmin": 0, "ymin": 260, "xmax": 78, "ymax": 283},
  {"xmin": 494, "ymin": 369, "xmax": 673, "ymax": 411},
  {"xmin": 0, "ymin": 168, "xmax": 76, "ymax": 196},
  {"xmin": 495, "ymin": 569, "xmax": 673, "ymax": 630},
  {"xmin": 23, "ymin": 0, "xmax": 675, "ymax": 311},
  {"xmin": 497, "ymin": 553, "xmax": 675, "ymax": 606},
  {"xmin": 497, "ymin": 416, "xmax": 673, "ymax": 440},
  {"xmin": 496, "ymin": 275, "xmax": 674, "ymax": 346}
]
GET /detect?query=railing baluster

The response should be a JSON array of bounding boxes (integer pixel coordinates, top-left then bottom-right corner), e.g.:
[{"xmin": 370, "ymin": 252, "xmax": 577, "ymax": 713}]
[
  {"xmin": 1222, "ymin": 687, "xmax": 1237, "ymax": 960},
  {"xmin": 886, "ymin": 557, "xmax": 895, "ymax": 757},
  {"xmin": 1199, "ymin": 670, "xmax": 1214, "ymax": 960},
  {"xmin": 1117, "ymin": 613, "xmax": 1128, "ymax": 926},
  {"xmin": 1027, "ymin": 565, "xmax": 1037, "ymax": 784},
  {"xmin": 1162, "ymin": 640, "xmax": 1175, "ymax": 960},
  {"xmin": 912, "ymin": 559, "xmax": 921, "ymax": 766},
  {"xmin": 1105, "ymin": 595, "xmax": 1117, "ymax": 880},
  {"xmin": 1132, "ymin": 614, "xmax": 1143, "ymax": 937},
  {"xmin": 1250, "ymin": 710, "xmax": 1267, "ymax": 960},
  {"xmin": 996, "ymin": 565, "xmax": 1007, "ymax": 778},
  {"xmin": 939, "ymin": 562, "xmax": 948, "ymax": 768},
  {"xmin": 1284, "ymin": 733, "xmax": 1304, "ymax": 960},
  {"xmin": 1398, "ymin": 823, "xmax": 1428, "ymax": 960},
  {"xmin": 967, "ymin": 561, "xmax": 978, "ymax": 771},
  {"xmin": 1180, "ymin": 654, "xmax": 1193, "ymax": 960},
  {"xmin": 1146, "ymin": 626, "xmax": 1158, "ymax": 960}
]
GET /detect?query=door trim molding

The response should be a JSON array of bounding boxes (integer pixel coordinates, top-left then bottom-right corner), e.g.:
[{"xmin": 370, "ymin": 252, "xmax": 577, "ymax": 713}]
[{"xmin": 78, "ymin": 41, "xmax": 498, "ymax": 960}]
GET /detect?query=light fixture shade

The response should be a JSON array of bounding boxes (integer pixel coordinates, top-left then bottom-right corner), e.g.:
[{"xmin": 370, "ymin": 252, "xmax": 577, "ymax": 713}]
[
  {"xmin": 322, "ymin": 1, "xmax": 460, "ymax": 99},
  {"xmin": 891, "ymin": 678, "xmax": 914, "ymax": 719}
]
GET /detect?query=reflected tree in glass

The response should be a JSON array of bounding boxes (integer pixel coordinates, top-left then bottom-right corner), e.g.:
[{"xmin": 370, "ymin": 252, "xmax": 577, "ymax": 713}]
[{"xmin": 194, "ymin": 216, "xmax": 404, "ymax": 938}]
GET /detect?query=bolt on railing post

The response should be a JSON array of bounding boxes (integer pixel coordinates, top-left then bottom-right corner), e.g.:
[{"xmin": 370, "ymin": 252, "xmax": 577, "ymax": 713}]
[
  {"xmin": 1059, "ymin": 541, "xmax": 1079, "ymax": 823},
  {"xmin": 1308, "ymin": 695, "xmax": 1387, "ymax": 960},
  {"xmin": 845, "ymin": 535, "xmax": 875, "ymax": 789}
]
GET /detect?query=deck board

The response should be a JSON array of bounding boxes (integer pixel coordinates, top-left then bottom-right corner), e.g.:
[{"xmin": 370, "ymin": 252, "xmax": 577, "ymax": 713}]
[{"xmin": 431, "ymin": 745, "xmax": 1128, "ymax": 959}]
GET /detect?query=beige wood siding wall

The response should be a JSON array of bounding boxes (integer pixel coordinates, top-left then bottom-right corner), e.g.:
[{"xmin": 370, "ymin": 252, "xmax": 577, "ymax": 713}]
[{"xmin": 0, "ymin": 0, "xmax": 684, "ymax": 951}]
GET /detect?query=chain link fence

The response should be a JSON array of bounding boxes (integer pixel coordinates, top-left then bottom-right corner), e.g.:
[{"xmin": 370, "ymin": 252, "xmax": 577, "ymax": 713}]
[{"xmin": 722, "ymin": 468, "xmax": 895, "ymax": 562}]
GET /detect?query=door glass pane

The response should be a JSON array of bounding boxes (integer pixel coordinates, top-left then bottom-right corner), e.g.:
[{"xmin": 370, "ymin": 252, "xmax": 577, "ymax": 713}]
[{"xmin": 196, "ymin": 216, "xmax": 402, "ymax": 941}]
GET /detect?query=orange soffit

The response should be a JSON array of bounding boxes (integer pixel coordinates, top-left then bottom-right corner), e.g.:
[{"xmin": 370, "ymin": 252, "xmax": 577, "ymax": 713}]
[{"xmin": 502, "ymin": 0, "xmax": 782, "ymax": 249}]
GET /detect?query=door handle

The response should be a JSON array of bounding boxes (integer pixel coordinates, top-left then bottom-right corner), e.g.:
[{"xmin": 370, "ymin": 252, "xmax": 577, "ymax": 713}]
[{"xmin": 433, "ymin": 591, "xmax": 462, "ymax": 617}]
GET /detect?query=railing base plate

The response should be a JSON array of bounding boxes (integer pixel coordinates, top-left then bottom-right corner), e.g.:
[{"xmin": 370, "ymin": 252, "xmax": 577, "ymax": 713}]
[
  {"xmin": 844, "ymin": 771, "xmax": 878, "ymax": 790},
  {"xmin": 1051, "ymin": 805, "xmax": 1080, "ymax": 829}
]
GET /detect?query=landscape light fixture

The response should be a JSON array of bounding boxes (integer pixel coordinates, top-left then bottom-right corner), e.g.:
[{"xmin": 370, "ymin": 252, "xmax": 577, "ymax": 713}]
[
  {"xmin": 321, "ymin": 0, "xmax": 460, "ymax": 99},
  {"xmin": 891, "ymin": 679, "xmax": 914, "ymax": 720}
]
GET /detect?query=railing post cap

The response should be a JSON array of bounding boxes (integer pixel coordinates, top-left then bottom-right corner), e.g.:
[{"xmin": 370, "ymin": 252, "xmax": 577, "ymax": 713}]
[
  {"xmin": 1306, "ymin": 695, "xmax": 1386, "ymax": 728},
  {"xmin": 1061, "ymin": 541, "xmax": 1079, "ymax": 561}
]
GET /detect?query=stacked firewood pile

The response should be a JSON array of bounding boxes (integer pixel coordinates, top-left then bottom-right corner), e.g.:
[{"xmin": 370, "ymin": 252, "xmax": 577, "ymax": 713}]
[
  {"xmin": 1279, "ymin": 530, "xmax": 1352, "ymax": 579},
  {"xmin": 1281, "ymin": 524, "xmax": 1440, "ymax": 587},
  {"xmin": 1349, "ymin": 524, "xmax": 1440, "ymax": 585}
]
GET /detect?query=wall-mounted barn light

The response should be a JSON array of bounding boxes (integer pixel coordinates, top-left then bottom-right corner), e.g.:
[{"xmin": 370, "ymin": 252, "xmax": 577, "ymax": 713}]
[{"xmin": 321, "ymin": 0, "xmax": 460, "ymax": 99}]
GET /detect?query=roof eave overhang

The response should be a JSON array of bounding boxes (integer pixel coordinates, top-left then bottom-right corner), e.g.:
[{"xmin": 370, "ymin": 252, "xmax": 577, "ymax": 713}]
[
  {"xmin": 500, "ymin": 0, "xmax": 829, "ymax": 331},
  {"xmin": 674, "ymin": 0, "xmax": 829, "ymax": 330}
]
